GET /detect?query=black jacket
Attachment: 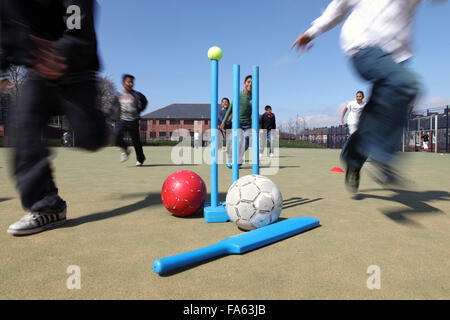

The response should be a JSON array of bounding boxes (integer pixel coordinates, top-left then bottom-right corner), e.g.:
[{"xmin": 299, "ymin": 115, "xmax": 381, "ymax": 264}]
[
  {"xmin": 0, "ymin": 0, "xmax": 99, "ymax": 78},
  {"xmin": 218, "ymin": 107, "xmax": 231, "ymax": 129},
  {"xmin": 260, "ymin": 113, "xmax": 276, "ymax": 130}
]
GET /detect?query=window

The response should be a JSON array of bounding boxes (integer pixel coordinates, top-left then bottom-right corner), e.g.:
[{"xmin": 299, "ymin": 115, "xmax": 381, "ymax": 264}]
[
  {"xmin": 152, "ymin": 120, "xmax": 157, "ymax": 125},
  {"xmin": 140, "ymin": 121, "xmax": 147, "ymax": 131},
  {"xmin": 159, "ymin": 132, "xmax": 167, "ymax": 137},
  {"xmin": 170, "ymin": 119, "xmax": 180, "ymax": 125},
  {"xmin": 159, "ymin": 120, "xmax": 166, "ymax": 125},
  {"xmin": 150, "ymin": 132, "xmax": 156, "ymax": 138},
  {"xmin": 184, "ymin": 120, "xmax": 194, "ymax": 125},
  {"xmin": 205, "ymin": 120, "xmax": 209, "ymax": 125}
]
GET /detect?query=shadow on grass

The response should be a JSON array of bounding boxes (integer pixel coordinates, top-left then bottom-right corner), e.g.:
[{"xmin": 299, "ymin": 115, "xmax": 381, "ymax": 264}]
[
  {"xmin": 282, "ymin": 197, "xmax": 323, "ymax": 210},
  {"xmin": 259, "ymin": 165, "xmax": 300, "ymax": 169},
  {"xmin": 135, "ymin": 164, "xmax": 199, "ymax": 168},
  {"xmin": 68, "ymin": 192, "xmax": 323, "ymax": 230},
  {"xmin": 354, "ymin": 189, "xmax": 449, "ymax": 227},
  {"xmin": 62, "ymin": 193, "xmax": 163, "ymax": 228},
  {"xmin": 63, "ymin": 192, "xmax": 229, "ymax": 227},
  {"xmin": 0, "ymin": 197, "xmax": 13, "ymax": 203},
  {"xmin": 237, "ymin": 165, "xmax": 300, "ymax": 170}
]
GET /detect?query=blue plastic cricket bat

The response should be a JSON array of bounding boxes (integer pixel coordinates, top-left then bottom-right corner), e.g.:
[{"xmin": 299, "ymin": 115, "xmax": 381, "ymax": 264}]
[{"xmin": 153, "ymin": 217, "xmax": 319, "ymax": 275}]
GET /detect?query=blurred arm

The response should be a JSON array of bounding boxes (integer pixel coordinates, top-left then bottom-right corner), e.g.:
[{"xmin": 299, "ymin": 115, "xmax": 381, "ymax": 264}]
[
  {"xmin": 341, "ymin": 106, "xmax": 348, "ymax": 124},
  {"xmin": 222, "ymin": 103, "xmax": 232, "ymax": 126},
  {"xmin": 305, "ymin": 0, "xmax": 357, "ymax": 40},
  {"xmin": 136, "ymin": 91, "xmax": 148, "ymax": 113}
]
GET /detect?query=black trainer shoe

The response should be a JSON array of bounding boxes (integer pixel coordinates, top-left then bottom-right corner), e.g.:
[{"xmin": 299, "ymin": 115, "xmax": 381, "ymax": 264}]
[{"xmin": 345, "ymin": 166, "xmax": 360, "ymax": 193}]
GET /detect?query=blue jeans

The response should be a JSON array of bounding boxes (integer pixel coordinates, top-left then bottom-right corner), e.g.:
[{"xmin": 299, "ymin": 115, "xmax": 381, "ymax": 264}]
[
  {"xmin": 241, "ymin": 125, "xmax": 251, "ymax": 152},
  {"xmin": 341, "ymin": 46, "xmax": 420, "ymax": 169},
  {"xmin": 225, "ymin": 125, "xmax": 251, "ymax": 164},
  {"xmin": 14, "ymin": 74, "xmax": 109, "ymax": 212},
  {"xmin": 260, "ymin": 130, "xmax": 274, "ymax": 154}
]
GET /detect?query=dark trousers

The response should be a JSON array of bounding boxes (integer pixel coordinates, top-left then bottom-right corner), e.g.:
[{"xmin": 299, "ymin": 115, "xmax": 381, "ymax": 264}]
[
  {"xmin": 341, "ymin": 46, "xmax": 419, "ymax": 170},
  {"xmin": 114, "ymin": 119, "xmax": 145, "ymax": 163},
  {"xmin": 14, "ymin": 74, "xmax": 110, "ymax": 213}
]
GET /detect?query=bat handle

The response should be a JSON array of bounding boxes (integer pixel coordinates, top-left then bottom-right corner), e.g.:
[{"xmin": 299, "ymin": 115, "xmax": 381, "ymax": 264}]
[{"xmin": 153, "ymin": 243, "xmax": 228, "ymax": 275}]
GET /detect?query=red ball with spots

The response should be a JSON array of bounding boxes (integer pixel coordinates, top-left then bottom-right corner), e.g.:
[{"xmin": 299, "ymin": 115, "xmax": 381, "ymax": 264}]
[{"xmin": 161, "ymin": 171, "xmax": 207, "ymax": 217}]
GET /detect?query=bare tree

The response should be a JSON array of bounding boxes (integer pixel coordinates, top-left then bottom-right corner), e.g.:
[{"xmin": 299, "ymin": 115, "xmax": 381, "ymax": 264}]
[
  {"xmin": 96, "ymin": 75, "xmax": 118, "ymax": 114},
  {"xmin": 278, "ymin": 121, "xmax": 286, "ymax": 134},
  {"xmin": 294, "ymin": 113, "xmax": 301, "ymax": 139},
  {"xmin": 278, "ymin": 114, "xmax": 308, "ymax": 141},
  {"xmin": 287, "ymin": 118, "xmax": 296, "ymax": 139},
  {"xmin": 5, "ymin": 65, "xmax": 28, "ymax": 102},
  {"xmin": 0, "ymin": 66, "xmax": 27, "ymax": 142}
]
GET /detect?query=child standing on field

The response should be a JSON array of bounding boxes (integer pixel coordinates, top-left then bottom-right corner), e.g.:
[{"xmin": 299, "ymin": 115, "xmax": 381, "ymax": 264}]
[
  {"xmin": 220, "ymin": 75, "xmax": 253, "ymax": 167},
  {"xmin": 259, "ymin": 105, "xmax": 276, "ymax": 157}
]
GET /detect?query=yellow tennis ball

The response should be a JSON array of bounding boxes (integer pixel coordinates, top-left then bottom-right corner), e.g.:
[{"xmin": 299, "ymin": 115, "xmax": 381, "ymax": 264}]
[{"xmin": 208, "ymin": 46, "xmax": 223, "ymax": 61}]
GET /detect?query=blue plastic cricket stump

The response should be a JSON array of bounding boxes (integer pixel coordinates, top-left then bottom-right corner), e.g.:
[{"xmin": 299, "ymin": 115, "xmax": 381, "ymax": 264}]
[
  {"xmin": 203, "ymin": 202, "xmax": 229, "ymax": 223},
  {"xmin": 204, "ymin": 47, "xmax": 232, "ymax": 223},
  {"xmin": 204, "ymin": 50, "xmax": 260, "ymax": 224}
]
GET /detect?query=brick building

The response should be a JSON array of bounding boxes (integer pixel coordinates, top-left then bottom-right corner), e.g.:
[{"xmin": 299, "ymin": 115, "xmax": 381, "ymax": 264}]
[{"xmin": 141, "ymin": 103, "xmax": 220, "ymax": 141}]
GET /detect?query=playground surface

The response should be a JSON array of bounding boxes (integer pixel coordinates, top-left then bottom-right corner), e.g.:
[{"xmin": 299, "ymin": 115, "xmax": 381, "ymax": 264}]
[{"xmin": 0, "ymin": 147, "xmax": 449, "ymax": 300}]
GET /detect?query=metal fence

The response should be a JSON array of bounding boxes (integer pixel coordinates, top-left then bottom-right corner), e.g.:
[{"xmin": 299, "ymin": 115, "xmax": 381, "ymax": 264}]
[
  {"xmin": 402, "ymin": 107, "xmax": 449, "ymax": 153},
  {"xmin": 298, "ymin": 125, "xmax": 349, "ymax": 149},
  {"xmin": 295, "ymin": 106, "xmax": 450, "ymax": 153}
]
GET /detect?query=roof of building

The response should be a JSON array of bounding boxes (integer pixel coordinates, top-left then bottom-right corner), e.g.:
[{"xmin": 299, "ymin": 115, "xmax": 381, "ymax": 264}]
[{"xmin": 142, "ymin": 103, "xmax": 221, "ymax": 120}]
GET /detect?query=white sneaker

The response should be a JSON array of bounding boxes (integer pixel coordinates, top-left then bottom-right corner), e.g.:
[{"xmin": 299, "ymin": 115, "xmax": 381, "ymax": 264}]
[
  {"xmin": 136, "ymin": 157, "xmax": 146, "ymax": 166},
  {"xmin": 7, "ymin": 208, "xmax": 67, "ymax": 236},
  {"xmin": 270, "ymin": 153, "xmax": 274, "ymax": 157},
  {"xmin": 259, "ymin": 153, "xmax": 263, "ymax": 157},
  {"xmin": 120, "ymin": 150, "xmax": 130, "ymax": 163}
]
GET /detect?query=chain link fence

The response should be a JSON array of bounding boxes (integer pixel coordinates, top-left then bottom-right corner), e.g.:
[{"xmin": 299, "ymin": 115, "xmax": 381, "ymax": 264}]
[
  {"xmin": 402, "ymin": 107, "xmax": 449, "ymax": 153},
  {"xmin": 291, "ymin": 106, "xmax": 449, "ymax": 153}
]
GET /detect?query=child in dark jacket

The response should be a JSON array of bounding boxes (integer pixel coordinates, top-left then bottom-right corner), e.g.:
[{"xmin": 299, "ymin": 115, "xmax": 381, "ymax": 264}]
[{"xmin": 259, "ymin": 105, "xmax": 276, "ymax": 157}]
